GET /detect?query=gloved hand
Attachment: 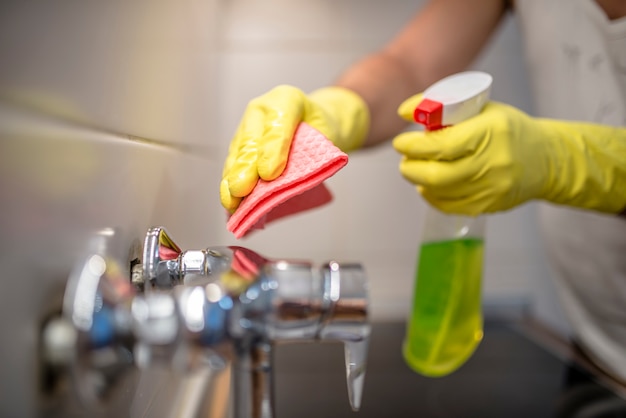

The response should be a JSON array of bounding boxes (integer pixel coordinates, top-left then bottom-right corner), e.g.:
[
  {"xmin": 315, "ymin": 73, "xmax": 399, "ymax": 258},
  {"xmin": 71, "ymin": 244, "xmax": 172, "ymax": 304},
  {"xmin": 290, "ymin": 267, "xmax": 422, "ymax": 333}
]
[
  {"xmin": 393, "ymin": 94, "xmax": 626, "ymax": 215},
  {"xmin": 220, "ymin": 85, "xmax": 370, "ymax": 212}
]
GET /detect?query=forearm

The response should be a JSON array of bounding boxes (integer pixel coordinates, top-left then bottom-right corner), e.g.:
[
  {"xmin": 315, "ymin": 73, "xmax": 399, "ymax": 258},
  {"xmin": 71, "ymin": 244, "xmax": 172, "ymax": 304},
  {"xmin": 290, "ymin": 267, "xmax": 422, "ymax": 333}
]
[
  {"xmin": 334, "ymin": 52, "xmax": 417, "ymax": 148},
  {"xmin": 333, "ymin": 0, "xmax": 509, "ymax": 148}
]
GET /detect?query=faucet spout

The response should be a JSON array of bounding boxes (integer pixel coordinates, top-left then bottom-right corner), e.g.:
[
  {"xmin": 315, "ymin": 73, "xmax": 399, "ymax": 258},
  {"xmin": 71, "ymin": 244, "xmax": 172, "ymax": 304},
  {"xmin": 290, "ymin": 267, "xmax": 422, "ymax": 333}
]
[
  {"xmin": 345, "ymin": 339, "xmax": 368, "ymax": 411},
  {"xmin": 317, "ymin": 261, "xmax": 371, "ymax": 411}
]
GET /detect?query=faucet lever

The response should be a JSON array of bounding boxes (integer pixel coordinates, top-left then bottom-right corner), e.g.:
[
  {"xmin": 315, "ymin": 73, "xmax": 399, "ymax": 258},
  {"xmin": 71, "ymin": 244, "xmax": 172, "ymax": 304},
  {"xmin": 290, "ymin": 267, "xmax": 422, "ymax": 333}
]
[
  {"xmin": 318, "ymin": 261, "xmax": 371, "ymax": 411},
  {"xmin": 141, "ymin": 226, "xmax": 183, "ymax": 290}
]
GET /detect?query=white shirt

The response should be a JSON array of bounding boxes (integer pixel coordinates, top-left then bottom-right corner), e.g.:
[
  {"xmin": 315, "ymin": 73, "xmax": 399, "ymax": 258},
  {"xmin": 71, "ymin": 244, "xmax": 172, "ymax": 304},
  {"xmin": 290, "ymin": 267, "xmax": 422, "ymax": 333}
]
[{"xmin": 516, "ymin": 0, "xmax": 626, "ymax": 382}]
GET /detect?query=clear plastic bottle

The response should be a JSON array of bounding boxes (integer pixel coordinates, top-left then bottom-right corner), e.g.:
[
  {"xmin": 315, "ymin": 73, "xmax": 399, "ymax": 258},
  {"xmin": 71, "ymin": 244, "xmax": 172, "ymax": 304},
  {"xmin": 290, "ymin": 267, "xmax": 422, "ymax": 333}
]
[
  {"xmin": 403, "ymin": 210, "xmax": 485, "ymax": 377},
  {"xmin": 401, "ymin": 71, "xmax": 492, "ymax": 377}
]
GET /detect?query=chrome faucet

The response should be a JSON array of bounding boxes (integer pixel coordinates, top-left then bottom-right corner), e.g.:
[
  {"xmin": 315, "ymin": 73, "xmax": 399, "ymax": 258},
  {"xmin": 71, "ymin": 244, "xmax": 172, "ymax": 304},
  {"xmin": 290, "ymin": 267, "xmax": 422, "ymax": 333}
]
[{"xmin": 55, "ymin": 226, "xmax": 370, "ymax": 417}]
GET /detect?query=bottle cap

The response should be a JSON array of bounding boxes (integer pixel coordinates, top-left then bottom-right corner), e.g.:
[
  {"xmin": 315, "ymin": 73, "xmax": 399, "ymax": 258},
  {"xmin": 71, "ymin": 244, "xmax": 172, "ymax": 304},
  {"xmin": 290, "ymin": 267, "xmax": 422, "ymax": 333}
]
[{"xmin": 413, "ymin": 71, "xmax": 492, "ymax": 131}]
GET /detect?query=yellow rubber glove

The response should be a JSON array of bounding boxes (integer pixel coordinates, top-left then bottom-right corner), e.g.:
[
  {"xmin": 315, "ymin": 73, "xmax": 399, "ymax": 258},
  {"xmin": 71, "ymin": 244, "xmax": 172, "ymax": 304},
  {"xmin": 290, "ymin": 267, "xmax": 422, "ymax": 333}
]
[
  {"xmin": 393, "ymin": 94, "xmax": 626, "ymax": 215},
  {"xmin": 220, "ymin": 85, "xmax": 370, "ymax": 212}
]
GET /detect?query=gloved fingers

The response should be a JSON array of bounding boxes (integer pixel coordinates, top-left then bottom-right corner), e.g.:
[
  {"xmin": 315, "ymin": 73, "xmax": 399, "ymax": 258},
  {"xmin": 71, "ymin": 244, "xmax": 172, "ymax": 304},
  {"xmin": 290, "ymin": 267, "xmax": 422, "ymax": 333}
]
[
  {"xmin": 398, "ymin": 153, "xmax": 486, "ymax": 189},
  {"xmin": 222, "ymin": 122, "xmax": 246, "ymax": 177},
  {"xmin": 397, "ymin": 93, "xmax": 424, "ymax": 122},
  {"xmin": 223, "ymin": 85, "xmax": 306, "ymax": 200},
  {"xmin": 393, "ymin": 124, "xmax": 485, "ymax": 161},
  {"xmin": 223, "ymin": 108, "xmax": 264, "ymax": 198},
  {"xmin": 419, "ymin": 187, "xmax": 495, "ymax": 216},
  {"xmin": 253, "ymin": 85, "xmax": 306, "ymax": 180},
  {"xmin": 421, "ymin": 178, "xmax": 524, "ymax": 215},
  {"xmin": 220, "ymin": 177, "xmax": 243, "ymax": 213},
  {"xmin": 422, "ymin": 178, "xmax": 485, "ymax": 202},
  {"xmin": 403, "ymin": 153, "xmax": 521, "ymax": 214}
]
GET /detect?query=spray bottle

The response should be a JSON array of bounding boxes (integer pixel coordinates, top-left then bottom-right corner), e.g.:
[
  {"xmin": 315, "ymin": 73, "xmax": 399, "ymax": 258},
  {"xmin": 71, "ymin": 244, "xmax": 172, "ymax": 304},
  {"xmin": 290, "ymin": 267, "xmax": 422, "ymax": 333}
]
[{"xmin": 402, "ymin": 71, "xmax": 492, "ymax": 377}]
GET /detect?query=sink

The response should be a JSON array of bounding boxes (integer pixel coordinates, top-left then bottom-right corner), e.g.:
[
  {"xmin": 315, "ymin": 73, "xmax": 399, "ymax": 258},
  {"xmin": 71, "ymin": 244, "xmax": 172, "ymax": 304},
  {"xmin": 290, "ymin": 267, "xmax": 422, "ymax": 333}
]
[{"xmin": 274, "ymin": 318, "xmax": 626, "ymax": 418}]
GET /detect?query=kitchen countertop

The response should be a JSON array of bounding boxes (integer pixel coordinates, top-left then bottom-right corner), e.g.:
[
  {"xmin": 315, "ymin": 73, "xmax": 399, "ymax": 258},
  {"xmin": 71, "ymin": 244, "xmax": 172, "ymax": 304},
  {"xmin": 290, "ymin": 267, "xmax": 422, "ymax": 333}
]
[{"xmin": 274, "ymin": 317, "xmax": 626, "ymax": 418}]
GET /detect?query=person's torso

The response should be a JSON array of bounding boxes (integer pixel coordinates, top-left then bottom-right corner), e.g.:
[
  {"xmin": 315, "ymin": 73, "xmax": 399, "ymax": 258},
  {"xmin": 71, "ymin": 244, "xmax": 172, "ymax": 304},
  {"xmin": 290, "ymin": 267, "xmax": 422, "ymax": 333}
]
[{"xmin": 515, "ymin": 0, "xmax": 626, "ymax": 382}]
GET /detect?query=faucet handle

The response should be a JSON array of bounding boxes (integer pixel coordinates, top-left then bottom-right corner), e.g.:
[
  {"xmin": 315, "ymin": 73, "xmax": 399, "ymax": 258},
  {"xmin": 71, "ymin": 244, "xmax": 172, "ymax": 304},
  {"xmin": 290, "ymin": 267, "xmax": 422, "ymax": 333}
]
[
  {"xmin": 140, "ymin": 226, "xmax": 183, "ymax": 290},
  {"xmin": 140, "ymin": 227, "xmax": 264, "ymax": 291},
  {"xmin": 318, "ymin": 261, "xmax": 370, "ymax": 411}
]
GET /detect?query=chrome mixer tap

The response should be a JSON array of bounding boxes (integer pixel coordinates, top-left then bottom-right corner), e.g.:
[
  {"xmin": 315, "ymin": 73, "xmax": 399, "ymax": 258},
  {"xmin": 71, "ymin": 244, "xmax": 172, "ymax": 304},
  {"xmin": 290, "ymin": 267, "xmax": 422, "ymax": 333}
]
[{"xmin": 54, "ymin": 226, "xmax": 370, "ymax": 418}]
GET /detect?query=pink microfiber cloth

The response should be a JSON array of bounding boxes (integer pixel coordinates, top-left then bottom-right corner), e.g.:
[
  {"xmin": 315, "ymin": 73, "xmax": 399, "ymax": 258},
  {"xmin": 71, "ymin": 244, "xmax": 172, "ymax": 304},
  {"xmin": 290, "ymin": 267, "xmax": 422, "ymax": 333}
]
[{"xmin": 227, "ymin": 122, "xmax": 348, "ymax": 239}]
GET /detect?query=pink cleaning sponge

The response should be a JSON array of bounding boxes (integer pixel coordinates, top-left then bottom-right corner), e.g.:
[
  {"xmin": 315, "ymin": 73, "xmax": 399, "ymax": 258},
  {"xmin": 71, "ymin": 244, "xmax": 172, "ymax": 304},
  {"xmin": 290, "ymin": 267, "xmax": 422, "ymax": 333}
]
[{"xmin": 226, "ymin": 122, "xmax": 348, "ymax": 239}]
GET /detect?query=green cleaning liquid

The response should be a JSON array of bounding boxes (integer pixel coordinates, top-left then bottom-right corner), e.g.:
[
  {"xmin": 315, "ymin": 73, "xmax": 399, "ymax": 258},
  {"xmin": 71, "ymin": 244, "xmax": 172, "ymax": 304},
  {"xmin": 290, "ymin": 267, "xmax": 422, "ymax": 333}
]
[{"xmin": 403, "ymin": 237, "xmax": 484, "ymax": 377}]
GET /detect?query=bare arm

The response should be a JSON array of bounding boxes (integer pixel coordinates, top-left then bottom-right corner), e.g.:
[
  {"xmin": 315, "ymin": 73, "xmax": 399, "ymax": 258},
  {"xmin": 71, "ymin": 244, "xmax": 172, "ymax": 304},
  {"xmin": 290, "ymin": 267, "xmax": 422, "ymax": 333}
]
[{"xmin": 335, "ymin": 0, "xmax": 510, "ymax": 147}]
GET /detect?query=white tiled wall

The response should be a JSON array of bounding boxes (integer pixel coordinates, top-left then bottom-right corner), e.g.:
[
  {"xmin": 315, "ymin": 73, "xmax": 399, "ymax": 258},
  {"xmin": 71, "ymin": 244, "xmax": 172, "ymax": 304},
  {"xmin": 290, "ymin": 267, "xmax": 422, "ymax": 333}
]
[{"xmin": 0, "ymin": 1, "xmax": 223, "ymax": 416}]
